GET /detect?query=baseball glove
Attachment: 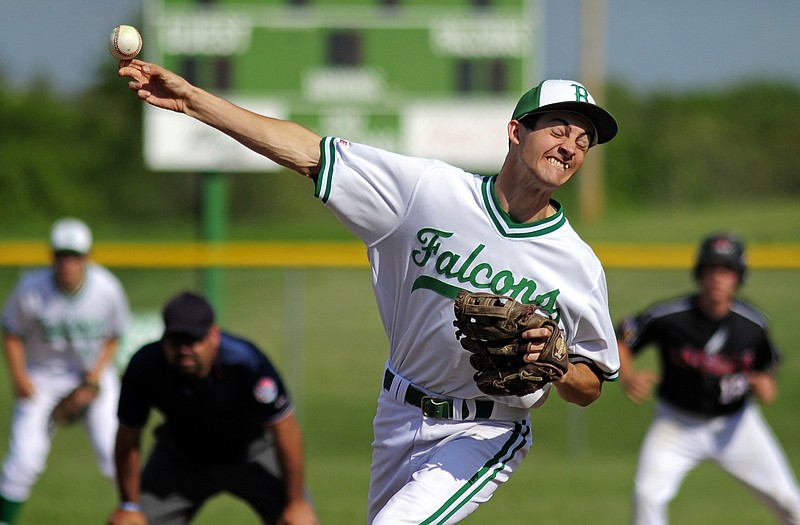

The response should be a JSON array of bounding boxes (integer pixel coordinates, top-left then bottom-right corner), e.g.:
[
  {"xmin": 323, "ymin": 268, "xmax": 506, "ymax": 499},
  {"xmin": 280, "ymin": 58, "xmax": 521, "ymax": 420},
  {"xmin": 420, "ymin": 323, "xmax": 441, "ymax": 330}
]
[
  {"xmin": 51, "ymin": 381, "xmax": 100, "ymax": 425},
  {"xmin": 453, "ymin": 290, "xmax": 568, "ymax": 397}
]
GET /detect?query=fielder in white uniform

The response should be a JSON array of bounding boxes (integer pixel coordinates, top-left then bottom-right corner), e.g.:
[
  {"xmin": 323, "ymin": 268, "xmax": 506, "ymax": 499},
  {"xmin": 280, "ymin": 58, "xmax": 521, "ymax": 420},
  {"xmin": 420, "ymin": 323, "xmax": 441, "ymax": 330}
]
[
  {"xmin": 0, "ymin": 218, "xmax": 130, "ymax": 525},
  {"xmin": 119, "ymin": 60, "xmax": 620, "ymax": 524},
  {"xmin": 617, "ymin": 233, "xmax": 800, "ymax": 525}
]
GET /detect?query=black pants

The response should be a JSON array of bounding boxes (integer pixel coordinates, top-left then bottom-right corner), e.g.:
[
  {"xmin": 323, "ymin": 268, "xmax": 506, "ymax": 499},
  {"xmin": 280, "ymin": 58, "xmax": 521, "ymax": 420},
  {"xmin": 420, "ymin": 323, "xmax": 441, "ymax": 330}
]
[{"xmin": 140, "ymin": 435, "xmax": 285, "ymax": 525}]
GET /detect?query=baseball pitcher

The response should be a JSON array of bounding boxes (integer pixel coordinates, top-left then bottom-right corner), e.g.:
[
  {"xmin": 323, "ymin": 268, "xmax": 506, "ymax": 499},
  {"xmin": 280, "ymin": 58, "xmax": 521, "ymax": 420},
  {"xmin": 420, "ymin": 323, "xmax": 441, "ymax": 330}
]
[{"xmin": 118, "ymin": 59, "xmax": 620, "ymax": 524}]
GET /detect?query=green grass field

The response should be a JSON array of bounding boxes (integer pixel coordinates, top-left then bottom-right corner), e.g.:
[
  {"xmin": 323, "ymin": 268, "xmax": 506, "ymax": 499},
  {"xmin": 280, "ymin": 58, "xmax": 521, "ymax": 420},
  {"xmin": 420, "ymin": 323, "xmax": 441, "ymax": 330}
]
[{"xmin": 0, "ymin": 199, "xmax": 799, "ymax": 524}]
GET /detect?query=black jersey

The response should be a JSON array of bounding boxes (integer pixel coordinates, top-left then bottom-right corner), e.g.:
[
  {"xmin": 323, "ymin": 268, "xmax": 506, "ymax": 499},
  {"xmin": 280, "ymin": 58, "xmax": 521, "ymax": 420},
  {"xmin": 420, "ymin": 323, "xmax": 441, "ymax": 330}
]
[
  {"xmin": 617, "ymin": 295, "xmax": 779, "ymax": 417},
  {"xmin": 118, "ymin": 331, "xmax": 292, "ymax": 464}
]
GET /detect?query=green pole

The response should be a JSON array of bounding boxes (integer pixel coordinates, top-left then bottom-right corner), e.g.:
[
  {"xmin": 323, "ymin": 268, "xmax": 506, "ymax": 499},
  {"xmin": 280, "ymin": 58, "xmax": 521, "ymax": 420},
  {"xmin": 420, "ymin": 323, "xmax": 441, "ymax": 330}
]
[{"xmin": 202, "ymin": 171, "xmax": 228, "ymax": 321}]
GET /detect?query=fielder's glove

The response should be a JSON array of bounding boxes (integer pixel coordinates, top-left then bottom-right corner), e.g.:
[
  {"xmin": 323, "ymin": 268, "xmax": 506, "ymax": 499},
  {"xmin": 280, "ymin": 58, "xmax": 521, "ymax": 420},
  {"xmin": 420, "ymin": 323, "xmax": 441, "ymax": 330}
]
[
  {"xmin": 51, "ymin": 380, "xmax": 100, "ymax": 425},
  {"xmin": 453, "ymin": 290, "xmax": 569, "ymax": 396}
]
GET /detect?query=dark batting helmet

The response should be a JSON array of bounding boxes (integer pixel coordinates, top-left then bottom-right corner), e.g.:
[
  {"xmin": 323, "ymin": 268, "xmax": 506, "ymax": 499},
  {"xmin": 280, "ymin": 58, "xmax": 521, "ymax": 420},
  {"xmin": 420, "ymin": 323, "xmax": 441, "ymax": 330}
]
[{"xmin": 693, "ymin": 233, "xmax": 747, "ymax": 283}]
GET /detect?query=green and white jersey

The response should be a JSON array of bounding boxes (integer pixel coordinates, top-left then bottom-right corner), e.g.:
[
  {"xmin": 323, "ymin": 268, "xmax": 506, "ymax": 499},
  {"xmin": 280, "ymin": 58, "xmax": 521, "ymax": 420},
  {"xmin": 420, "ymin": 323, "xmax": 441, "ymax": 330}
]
[
  {"xmin": 2, "ymin": 264, "xmax": 130, "ymax": 375},
  {"xmin": 317, "ymin": 137, "xmax": 618, "ymax": 408}
]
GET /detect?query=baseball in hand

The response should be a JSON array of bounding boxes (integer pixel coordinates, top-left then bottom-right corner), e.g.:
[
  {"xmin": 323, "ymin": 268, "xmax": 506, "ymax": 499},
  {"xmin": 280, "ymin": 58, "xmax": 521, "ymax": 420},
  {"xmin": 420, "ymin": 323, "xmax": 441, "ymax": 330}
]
[{"xmin": 108, "ymin": 25, "xmax": 142, "ymax": 60}]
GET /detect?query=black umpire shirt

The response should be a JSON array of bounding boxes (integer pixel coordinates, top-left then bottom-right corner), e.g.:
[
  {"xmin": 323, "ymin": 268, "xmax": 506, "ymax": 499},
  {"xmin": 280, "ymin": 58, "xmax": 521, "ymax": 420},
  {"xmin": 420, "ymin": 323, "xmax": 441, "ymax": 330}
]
[{"xmin": 118, "ymin": 331, "xmax": 292, "ymax": 464}]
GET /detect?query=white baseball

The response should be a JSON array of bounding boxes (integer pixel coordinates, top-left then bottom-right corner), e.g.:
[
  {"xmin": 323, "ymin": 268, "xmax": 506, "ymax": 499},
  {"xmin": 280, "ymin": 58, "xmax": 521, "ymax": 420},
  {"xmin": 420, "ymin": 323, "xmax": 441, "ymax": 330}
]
[{"xmin": 108, "ymin": 25, "xmax": 142, "ymax": 60}]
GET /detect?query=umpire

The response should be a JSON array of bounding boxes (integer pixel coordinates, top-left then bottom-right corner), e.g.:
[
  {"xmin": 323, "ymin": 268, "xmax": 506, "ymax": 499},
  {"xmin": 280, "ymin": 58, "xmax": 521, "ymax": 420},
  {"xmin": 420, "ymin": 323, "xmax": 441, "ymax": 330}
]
[{"xmin": 107, "ymin": 292, "xmax": 319, "ymax": 525}]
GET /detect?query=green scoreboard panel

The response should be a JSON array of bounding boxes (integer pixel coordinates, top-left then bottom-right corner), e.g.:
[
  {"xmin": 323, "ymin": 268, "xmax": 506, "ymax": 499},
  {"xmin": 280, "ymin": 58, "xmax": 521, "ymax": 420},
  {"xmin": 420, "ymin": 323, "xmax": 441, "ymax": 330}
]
[{"xmin": 143, "ymin": 0, "xmax": 539, "ymax": 172}]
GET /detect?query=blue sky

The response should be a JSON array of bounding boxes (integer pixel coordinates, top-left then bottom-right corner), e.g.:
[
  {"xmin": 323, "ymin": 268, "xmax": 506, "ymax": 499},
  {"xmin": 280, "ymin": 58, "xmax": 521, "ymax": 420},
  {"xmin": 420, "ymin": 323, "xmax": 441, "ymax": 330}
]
[
  {"xmin": 552, "ymin": 0, "xmax": 800, "ymax": 92},
  {"xmin": 1, "ymin": 0, "xmax": 799, "ymax": 95}
]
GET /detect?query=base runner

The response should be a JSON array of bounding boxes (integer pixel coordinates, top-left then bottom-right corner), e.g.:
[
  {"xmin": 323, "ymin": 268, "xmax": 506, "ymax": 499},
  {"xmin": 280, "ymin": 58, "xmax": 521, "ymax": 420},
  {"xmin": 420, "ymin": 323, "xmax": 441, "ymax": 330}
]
[{"xmin": 617, "ymin": 233, "xmax": 800, "ymax": 525}]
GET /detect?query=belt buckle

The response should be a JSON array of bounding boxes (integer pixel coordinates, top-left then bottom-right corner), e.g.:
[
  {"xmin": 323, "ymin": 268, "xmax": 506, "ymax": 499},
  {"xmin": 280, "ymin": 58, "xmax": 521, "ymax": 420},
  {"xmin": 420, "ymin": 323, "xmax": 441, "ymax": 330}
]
[{"xmin": 421, "ymin": 396, "xmax": 453, "ymax": 419}]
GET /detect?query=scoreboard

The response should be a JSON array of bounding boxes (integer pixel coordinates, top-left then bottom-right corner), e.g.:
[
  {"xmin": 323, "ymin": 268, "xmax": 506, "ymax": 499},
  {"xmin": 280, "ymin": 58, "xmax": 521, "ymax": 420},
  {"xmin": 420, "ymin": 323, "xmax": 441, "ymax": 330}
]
[{"xmin": 143, "ymin": 0, "xmax": 540, "ymax": 173}]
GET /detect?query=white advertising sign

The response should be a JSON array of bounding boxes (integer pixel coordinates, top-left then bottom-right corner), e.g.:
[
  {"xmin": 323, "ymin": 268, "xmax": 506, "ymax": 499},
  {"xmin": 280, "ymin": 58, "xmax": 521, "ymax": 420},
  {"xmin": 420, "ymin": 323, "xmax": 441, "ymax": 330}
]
[{"xmin": 144, "ymin": 99, "xmax": 286, "ymax": 172}]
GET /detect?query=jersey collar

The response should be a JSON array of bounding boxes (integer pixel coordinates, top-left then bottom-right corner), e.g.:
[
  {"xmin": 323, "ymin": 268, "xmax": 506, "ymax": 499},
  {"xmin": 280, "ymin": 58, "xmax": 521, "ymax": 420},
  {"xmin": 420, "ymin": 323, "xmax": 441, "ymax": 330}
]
[{"xmin": 481, "ymin": 176, "xmax": 566, "ymax": 238}]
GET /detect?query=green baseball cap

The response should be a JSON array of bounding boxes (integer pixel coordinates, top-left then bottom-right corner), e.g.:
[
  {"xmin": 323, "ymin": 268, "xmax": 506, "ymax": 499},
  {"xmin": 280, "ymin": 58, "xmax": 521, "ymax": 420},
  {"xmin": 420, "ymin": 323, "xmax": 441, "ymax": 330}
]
[{"xmin": 512, "ymin": 79, "xmax": 618, "ymax": 145}]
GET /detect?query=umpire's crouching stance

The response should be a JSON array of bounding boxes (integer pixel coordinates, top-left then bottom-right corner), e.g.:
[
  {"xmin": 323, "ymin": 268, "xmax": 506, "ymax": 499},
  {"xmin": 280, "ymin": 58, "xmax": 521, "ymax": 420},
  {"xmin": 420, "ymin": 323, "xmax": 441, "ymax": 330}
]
[{"xmin": 107, "ymin": 292, "xmax": 319, "ymax": 525}]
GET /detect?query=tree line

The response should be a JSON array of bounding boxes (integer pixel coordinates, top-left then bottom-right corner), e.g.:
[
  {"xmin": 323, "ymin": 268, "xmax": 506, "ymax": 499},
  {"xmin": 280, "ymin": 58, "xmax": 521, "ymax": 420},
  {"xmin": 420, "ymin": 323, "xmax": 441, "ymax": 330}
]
[{"xmin": 1, "ymin": 67, "xmax": 798, "ymax": 235}]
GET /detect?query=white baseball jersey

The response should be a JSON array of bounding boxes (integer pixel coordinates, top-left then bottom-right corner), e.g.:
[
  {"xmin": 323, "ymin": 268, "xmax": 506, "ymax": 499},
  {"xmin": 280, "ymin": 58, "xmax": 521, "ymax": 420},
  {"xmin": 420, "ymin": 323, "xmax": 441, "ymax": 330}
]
[
  {"xmin": 2, "ymin": 263, "xmax": 130, "ymax": 374},
  {"xmin": 316, "ymin": 137, "xmax": 619, "ymax": 407},
  {"xmin": 1, "ymin": 263, "xmax": 129, "ymax": 502}
]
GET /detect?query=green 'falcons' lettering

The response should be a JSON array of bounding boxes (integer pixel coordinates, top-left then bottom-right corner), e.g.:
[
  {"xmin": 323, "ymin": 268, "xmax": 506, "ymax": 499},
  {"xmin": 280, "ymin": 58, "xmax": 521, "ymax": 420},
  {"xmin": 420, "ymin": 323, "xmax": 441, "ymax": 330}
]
[
  {"xmin": 39, "ymin": 317, "xmax": 106, "ymax": 340},
  {"xmin": 410, "ymin": 227, "xmax": 561, "ymax": 317}
]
